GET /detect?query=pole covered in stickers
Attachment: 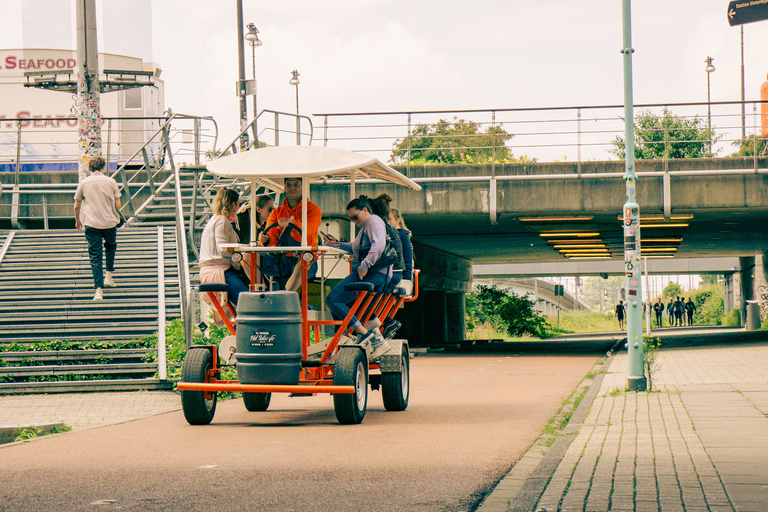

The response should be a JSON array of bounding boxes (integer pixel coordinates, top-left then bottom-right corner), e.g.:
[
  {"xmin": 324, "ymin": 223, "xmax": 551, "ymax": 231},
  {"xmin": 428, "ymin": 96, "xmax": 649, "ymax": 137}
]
[
  {"xmin": 621, "ymin": 0, "xmax": 647, "ymax": 391},
  {"xmin": 76, "ymin": 0, "xmax": 102, "ymax": 182}
]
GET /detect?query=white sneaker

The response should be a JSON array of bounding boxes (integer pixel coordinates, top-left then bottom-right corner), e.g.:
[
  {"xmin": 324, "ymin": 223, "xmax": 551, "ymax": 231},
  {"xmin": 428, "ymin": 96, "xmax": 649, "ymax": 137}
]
[
  {"xmin": 369, "ymin": 329, "xmax": 392, "ymax": 360},
  {"xmin": 363, "ymin": 317, "xmax": 382, "ymax": 331},
  {"xmin": 103, "ymin": 275, "xmax": 116, "ymax": 288},
  {"xmin": 93, "ymin": 288, "xmax": 104, "ymax": 301}
]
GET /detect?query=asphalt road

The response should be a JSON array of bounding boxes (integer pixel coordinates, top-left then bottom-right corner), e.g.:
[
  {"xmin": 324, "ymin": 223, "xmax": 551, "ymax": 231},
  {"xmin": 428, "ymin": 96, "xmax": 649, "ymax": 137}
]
[{"xmin": 0, "ymin": 343, "xmax": 610, "ymax": 512}]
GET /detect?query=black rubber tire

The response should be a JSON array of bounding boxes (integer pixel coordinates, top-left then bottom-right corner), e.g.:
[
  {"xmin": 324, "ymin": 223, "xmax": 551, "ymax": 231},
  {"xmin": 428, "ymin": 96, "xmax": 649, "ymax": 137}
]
[
  {"xmin": 381, "ymin": 344, "xmax": 410, "ymax": 412},
  {"xmin": 180, "ymin": 348, "xmax": 217, "ymax": 425},
  {"xmin": 333, "ymin": 348, "xmax": 368, "ymax": 425},
  {"xmin": 243, "ymin": 392, "xmax": 271, "ymax": 412}
]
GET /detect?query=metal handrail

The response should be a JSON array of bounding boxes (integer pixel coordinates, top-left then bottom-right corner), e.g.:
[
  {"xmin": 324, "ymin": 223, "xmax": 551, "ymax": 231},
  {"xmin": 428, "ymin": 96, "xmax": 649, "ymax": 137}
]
[
  {"xmin": 165, "ymin": 126, "xmax": 193, "ymax": 348},
  {"xmin": 0, "ymin": 231, "xmax": 15, "ymax": 266},
  {"xmin": 220, "ymin": 109, "xmax": 314, "ymax": 155}
]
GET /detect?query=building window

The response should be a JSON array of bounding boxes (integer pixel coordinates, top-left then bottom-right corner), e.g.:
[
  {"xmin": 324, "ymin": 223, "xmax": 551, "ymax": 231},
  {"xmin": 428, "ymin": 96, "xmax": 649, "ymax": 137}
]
[{"xmin": 124, "ymin": 88, "xmax": 143, "ymax": 110}]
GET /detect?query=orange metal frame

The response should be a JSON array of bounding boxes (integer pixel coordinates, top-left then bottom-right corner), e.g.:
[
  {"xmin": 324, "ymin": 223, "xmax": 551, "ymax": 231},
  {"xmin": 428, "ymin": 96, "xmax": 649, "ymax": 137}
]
[{"xmin": 178, "ymin": 251, "xmax": 420, "ymax": 396}]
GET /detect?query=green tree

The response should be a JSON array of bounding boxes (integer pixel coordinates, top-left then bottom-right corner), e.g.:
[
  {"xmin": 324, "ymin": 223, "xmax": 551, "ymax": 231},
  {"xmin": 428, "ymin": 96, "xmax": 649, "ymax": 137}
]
[
  {"xmin": 497, "ymin": 293, "xmax": 550, "ymax": 337},
  {"xmin": 390, "ymin": 117, "xmax": 534, "ymax": 165},
  {"xmin": 611, "ymin": 109, "xmax": 720, "ymax": 160},
  {"xmin": 662, "ymin": 281, "xmax": 682, "ymax": 300},
  {"xmin": 730, "ymin": 134, "xmax": 768, "ymax": 157},
  {"xmin": 465, "ymin": 284, "xmax": 549, "ymax": 337},
  {"xmin": 699, "ymin": 274, "xmax": 719, "ymax": 286}
]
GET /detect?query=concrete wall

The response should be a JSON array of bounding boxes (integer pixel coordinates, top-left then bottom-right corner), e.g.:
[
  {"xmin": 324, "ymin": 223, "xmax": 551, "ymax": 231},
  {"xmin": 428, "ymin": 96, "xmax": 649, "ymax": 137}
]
[{"xmin": 397, "ymin": 241, "xmax": 472, "ymax": 346}]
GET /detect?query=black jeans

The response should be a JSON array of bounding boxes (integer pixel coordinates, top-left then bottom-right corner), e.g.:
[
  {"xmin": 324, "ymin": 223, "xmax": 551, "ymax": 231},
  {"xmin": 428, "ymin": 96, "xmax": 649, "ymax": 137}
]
[{"xmin": 85, "ymin": 226, "xmax": 117, "ymax": 289}]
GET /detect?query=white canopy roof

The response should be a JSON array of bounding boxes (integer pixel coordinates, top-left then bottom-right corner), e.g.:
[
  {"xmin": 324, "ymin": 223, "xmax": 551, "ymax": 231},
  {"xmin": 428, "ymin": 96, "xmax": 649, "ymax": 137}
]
[{"xmin": 206, "ymin": 145, "xmax": 421, "ymax": 191}]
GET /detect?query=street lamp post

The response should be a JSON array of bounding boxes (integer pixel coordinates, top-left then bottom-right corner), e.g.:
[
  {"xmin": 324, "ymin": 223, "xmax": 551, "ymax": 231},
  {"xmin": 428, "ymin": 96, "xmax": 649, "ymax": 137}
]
[
  {"xmin": 235, "ymin": 0, "xmax": 249, "ymax": 151},
  {"xmin": 621, "ymin": 0, "xmax": 646, "ymax": 391},
  {"xmin": 705, "ymin": 56, "xmax": 716, "ymax": 154},
  {"xmin": 245, "ymin": 23, "xmax": 262, "ymax": 146},
  {"xmin": 289, "ymin": 70, "xmax": 300, "ymax": 145}
]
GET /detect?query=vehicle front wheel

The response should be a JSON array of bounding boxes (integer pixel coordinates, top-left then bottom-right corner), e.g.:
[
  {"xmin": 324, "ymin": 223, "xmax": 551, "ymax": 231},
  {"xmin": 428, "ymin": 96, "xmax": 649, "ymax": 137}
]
[
  {"xmin": 333, "ymin": 348, "xmax": 368, "ymax": 425},
  {"xmin": 180, "ymin": 348, "xmax": 217, "ymax": 425}
]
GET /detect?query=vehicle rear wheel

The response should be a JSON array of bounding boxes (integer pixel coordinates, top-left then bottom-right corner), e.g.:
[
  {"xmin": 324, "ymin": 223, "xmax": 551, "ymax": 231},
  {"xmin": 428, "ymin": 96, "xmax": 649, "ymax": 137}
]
[
  {"xmin": 181, "ymin": 348, "xmax": 217, "ymax": 425},
  {"xmin": 381, "ymin": 344, "xmax": 409, "ymax": 411},
  {"xmin": 333, "ymin": 348, "xmax": 368, "ymax": 425},
  {"xmin": 243, "ymin": 392, "xmax": 271, "ymax": 412}
]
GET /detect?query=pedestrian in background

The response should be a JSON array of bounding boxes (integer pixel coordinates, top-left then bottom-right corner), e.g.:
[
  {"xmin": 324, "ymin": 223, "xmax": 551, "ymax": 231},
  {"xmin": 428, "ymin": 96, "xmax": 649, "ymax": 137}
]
[
  {"xmin": 653, "ymin": 298, "xmax": 664, "ymax": 327},
  {"xmin": 74, "ymin": 156, "xmax": 121, "ymax": 301},
  {"xmin": 686, "ymin": 297, "xmax": 696, "ymax": 326},
  {"xmin": 674, "ymin": 296, "xmax": 684, "ymax": 326},
  {"xmin": 615, "ymin": 300, "xmax": 625, "ymax": 330}
]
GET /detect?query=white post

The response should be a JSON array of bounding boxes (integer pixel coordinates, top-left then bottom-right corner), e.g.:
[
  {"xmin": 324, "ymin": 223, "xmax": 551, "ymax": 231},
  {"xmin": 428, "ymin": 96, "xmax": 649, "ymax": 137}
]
[
  {"xmin": 644, "ymin": 256, "xmax": 651, "ymax": 335},
  {"xmin": 301, "ymin": 177, "xmax": 308, "ymax": 247},
  {"xmin": 157, "ymin": 226, "xmax": 167, "ymax": 380}
]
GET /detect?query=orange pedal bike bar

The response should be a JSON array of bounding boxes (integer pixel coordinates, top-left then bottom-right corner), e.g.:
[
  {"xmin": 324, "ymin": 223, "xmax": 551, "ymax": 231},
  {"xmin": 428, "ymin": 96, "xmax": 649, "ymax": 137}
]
[
  {"xmin": 176, "ymin": 382, "xmax": 355, "ymax": 394},
  {"xmin": 205, "ymin": 291, "xmax": 237, "ymax": 335}
]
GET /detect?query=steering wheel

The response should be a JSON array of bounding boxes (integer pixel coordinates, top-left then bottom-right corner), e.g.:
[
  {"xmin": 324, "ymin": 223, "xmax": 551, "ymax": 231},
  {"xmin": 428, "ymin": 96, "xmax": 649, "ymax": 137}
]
[{"xmin": 262, "ymin": 221, "xmax": 302, "ymax": 247}]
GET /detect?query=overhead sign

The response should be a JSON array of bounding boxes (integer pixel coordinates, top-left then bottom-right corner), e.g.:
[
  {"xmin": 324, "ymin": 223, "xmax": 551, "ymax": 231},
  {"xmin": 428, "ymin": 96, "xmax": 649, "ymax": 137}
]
[{"xmin": 727, "ymin": 0, "xmax": 768, "ymax": 26}]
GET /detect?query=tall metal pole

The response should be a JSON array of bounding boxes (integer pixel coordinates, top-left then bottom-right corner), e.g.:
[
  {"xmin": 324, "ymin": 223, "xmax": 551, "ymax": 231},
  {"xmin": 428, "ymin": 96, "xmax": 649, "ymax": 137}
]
[
  {"xmin": 741, "ymin": 26, "xmax": 746, "ymax": 139},
  {"xmin": 251, "ymin": 42, "xmax": 259, "ymax": 145},
  {"xmin": 295, "ymin": 82, "xmax": 300, "ymax": 145},
  {"xmin": 76, "ymin": 0, "xmax": 102, "ymax": 182},
  {"xmin": 621, "ymin": 0, "xmax": 646, "ymax": 391},
  {"xmin": 236, "ymin": 0, "xmax": 249, "ymax": 151},
  {"xmin": 290, "ymin": 70, "xmax": 300, "ymax": 145},
  {"xmin": 245, "ymin": 23, "xmax": 261, "ymax": 147}
]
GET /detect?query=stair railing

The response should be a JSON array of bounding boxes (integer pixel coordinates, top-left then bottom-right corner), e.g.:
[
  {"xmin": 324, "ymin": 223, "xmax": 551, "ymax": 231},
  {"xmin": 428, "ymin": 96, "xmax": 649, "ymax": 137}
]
[{"xmin": 165, "ymin": 127, "xmax": 194, "ymax": 348}]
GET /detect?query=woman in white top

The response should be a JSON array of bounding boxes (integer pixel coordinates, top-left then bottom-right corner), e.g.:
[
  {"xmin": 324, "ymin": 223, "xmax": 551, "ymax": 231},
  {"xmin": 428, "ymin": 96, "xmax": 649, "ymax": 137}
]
[{"xmin": 199, "ymin": 187, "xmax": 249, "ymax": 310}]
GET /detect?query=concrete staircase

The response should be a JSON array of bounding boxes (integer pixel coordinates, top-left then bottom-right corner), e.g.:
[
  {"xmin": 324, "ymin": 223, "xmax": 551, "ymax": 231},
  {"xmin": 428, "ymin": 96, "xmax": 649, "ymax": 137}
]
[
  {"xmin": 0, "ymin": 227, "xmax": 181, "ymax": 392},
  {"xmin": 0, "ymin": 228, "xmax": 181, "ymax": 345}
]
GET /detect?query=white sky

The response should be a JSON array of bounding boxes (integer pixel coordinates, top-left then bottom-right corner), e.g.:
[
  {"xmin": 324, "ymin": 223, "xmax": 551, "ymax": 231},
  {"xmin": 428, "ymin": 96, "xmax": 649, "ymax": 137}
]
[{"xmin": 3, "ymin": 0, "xmax": 768, "ymax": 160}]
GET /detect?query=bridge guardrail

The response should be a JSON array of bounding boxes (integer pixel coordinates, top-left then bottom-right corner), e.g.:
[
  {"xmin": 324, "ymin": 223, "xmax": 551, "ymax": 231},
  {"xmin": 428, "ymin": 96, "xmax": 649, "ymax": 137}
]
[{"xmin": 314, "ymin": 100, "xmax": 768, "ymax": 175}]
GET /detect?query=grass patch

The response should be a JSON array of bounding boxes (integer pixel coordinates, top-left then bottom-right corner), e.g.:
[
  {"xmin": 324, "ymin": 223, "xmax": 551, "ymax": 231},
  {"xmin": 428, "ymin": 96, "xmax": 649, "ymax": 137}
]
[
  {"xmin": 537, "ymin": 385, "xmax": 590, "ymax": 446},
  {"xmin": 606, "ymin": 387, "xmax": 628, "ymax": 397},
  {"xmin": 14, "ymin": 424, "xmax": 71, "ymax": 443},
  {"xmin": 546, "ymin": 311, "xmax": 618, "ymax": 333}
]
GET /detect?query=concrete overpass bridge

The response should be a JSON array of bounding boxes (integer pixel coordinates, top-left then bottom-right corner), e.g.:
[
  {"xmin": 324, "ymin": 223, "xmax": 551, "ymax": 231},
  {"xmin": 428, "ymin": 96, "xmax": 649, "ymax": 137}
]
[
  {"xmin": 3, "ymin": 156, "xmax": 767, "ymax": 344},
  {"xmin": 312, "ymin": 157, "xmax": 768, "ymax": 336}
]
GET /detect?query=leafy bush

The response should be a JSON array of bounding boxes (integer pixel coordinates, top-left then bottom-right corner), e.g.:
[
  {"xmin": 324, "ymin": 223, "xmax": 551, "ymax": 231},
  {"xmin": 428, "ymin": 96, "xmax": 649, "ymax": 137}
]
[
  {"xmin": 722, "ymin": 309, "xmax": 740, "ymax": 327},
  {"xmin": 686, "ymin": 285, "xmax": 723, "ymax": 325},
  {"xmin": 142, "ymin": 318, "xmax": 230, "ymax": 380},
  {"xmin": 466, "ymin": 285, "xmax": 550, "ymax": 338}
]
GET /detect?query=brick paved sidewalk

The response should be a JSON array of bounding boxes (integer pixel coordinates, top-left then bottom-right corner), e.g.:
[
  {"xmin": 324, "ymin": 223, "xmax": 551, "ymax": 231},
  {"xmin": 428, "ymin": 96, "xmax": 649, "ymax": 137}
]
[
  {"xmin": 0, "ymin": 391, "xmax": 181, "ymax": 432},
  {"xmin": 482, "ymin": 341, "xmax": 768, "ymax": 512}
]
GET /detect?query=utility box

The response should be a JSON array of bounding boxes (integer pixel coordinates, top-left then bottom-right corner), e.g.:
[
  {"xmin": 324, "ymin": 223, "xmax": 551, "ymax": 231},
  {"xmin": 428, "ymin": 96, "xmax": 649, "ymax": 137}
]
[{"xmin": 745, "ymin": 300, "xmax": 761, "ymax": 331}]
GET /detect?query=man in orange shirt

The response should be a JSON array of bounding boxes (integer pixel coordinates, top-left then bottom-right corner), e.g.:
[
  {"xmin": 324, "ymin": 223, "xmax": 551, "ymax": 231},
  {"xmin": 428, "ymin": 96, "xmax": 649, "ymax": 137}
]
[{"xmin": 259, "ymin": 178, "xmax": 321, "ymax": 290}]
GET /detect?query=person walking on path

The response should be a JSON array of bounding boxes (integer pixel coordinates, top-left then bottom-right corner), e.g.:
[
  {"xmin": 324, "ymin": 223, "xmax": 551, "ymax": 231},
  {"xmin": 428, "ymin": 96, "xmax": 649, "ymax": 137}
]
[
  {"xmin": 615, "ymin": 300, "xmax": 625, "ymax": 330},
  {"xmin": 74, "ymin": 156, "xmax": 121, "ymax": 301},
  {"xmin": 673, "ymin": 296, "xmax": 684, "ymax": 326},
  {"xmin": 667, "ymin": 298, "xmax": 674, "ymax": 326},
  {"xmin": 686, "ymin": 297, "xmax": 696, "ymax": 326},
  {"xmin": 653, "ymin": 298, "xmax": 664, "ymax": 327}
]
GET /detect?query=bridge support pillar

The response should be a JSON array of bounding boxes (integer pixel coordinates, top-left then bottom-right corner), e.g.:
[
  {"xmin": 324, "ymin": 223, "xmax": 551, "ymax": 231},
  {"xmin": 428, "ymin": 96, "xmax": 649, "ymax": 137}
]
[
  {"xmin": 447, "ymin": 292, "xmax": 466, "ymax": 343},
  {"xmin": 739, "ymin": 256, "xmax": 755, "ymax": 327},
  {"xmin": 723, "ymin": 274, "xmax": 735, "ymax": 315},
  {"xmin": 398, "ymin": 290, "xmax": 448, "ymax": 346}
]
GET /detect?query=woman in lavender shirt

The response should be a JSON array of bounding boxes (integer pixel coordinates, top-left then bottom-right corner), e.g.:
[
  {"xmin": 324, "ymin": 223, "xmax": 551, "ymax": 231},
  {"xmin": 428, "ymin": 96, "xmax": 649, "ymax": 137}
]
[{"xmin": 325, "ymin": 196, "xmax": 391, "ymax": 356}]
